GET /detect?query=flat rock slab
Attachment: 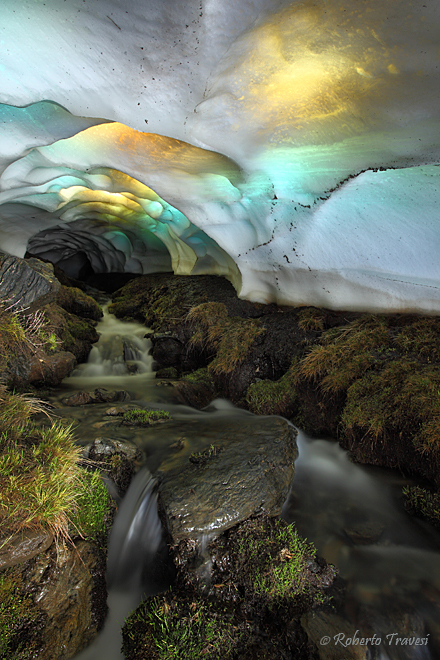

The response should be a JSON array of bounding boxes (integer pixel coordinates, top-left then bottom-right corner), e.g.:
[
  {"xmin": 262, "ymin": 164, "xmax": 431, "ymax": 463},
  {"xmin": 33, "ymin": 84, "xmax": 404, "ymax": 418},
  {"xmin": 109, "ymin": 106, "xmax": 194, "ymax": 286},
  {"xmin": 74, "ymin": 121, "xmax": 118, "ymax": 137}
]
[{"xmin": 157, "ymin": 416, "xmax": 297, "ymax": 547}]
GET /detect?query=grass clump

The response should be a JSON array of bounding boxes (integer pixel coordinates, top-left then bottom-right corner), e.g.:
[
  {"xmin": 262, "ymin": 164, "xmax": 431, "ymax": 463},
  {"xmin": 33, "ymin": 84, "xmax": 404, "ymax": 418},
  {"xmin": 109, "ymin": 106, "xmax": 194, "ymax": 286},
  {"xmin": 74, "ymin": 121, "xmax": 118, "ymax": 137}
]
[
  {"xmin": 0, "ymin": 386, "xmax": 110, "ymax": 545},
  {"xmin": 123, "ymin": 597, "xmax": 241, "ymax": 660},
  {"xmin": 188, "ymin": 303, "xmax": 264, "ymax": 375},
  {"xmin": 246, "ymin": 360, "xmax": 299, "ymax": 417},
  {"xmin": 189, "ymin": 444, "xmax": 221, "ymax": 465},
  {"xmin": 299, "ymin": 315, "xmax": 390, "ymax": 394},
  {"xmin": 297, "ymin": 307, "xmax": 326, "ymax": 332},
  {"xmin": 402, "ymin": 485, "xmax": 440, "ymax": 528},
  {"xmin": 0, "ymin": 299, "xmax": 49, "ymax": 371},
  {"xmin": 122, "ymin": 408, "xmax": 170, "ymax": 426},
  {"xmin": 0, "ymin": 569, "xmax": 43, "ymax": 659}
]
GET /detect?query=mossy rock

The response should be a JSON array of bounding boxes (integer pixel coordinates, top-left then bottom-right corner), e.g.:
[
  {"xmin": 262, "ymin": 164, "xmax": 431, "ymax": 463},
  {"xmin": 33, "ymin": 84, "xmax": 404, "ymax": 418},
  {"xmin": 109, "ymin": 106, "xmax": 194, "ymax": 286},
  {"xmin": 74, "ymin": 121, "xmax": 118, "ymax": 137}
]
[{"xmin": 56, "ymin": 285, "xmax": 103, "ymax": 321}]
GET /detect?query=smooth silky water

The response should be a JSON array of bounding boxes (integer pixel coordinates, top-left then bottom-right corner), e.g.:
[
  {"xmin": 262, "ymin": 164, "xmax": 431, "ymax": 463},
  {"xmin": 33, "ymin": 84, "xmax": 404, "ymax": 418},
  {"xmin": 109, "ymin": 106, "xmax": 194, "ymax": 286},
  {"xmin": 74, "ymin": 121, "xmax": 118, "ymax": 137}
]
[{"xmin": 51, "ymin": 306, "xmax": 440, "ymax": 660}]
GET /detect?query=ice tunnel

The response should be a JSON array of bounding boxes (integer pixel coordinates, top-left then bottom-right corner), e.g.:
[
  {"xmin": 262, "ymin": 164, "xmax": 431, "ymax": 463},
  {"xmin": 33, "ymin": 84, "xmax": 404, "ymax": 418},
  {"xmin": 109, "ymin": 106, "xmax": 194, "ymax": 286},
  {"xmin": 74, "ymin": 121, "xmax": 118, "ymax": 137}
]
[{"xmin": 0, "ymin": 0, "xmax": 440, "ymax": 312}]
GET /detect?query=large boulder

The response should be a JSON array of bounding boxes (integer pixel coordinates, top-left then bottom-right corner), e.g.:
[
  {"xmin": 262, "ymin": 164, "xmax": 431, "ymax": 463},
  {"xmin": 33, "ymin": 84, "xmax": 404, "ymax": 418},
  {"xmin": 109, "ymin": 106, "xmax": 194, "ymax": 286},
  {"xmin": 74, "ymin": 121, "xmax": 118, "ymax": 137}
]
[
  {"xmin": 0, "ymin": 253, "xmax": 60, "ymax": 312},
  {"xmin": 157, "ymin": 415, "xmax": 297, "ymax": 558}
]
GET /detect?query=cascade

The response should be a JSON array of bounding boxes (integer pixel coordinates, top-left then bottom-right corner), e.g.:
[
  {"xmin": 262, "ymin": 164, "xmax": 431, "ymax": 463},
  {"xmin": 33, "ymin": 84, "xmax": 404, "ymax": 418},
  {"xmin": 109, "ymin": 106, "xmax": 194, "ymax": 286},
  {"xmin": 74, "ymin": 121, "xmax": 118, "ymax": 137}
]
[{"xmin": 54, "ymin": 310, "xmax": 440, "ymax": 659}]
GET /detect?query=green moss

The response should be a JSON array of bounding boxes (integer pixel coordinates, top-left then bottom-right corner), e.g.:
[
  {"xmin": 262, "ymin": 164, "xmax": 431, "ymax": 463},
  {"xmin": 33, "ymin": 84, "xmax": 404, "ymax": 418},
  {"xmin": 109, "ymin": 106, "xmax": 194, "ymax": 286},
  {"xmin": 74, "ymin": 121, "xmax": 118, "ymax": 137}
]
[
  {"xmin": 181, "ymin": 367, "xmax": 212, "ymax": 384},
  {"xmin": 0, "ymin": 568, "xmax": 43, "ymax": 659},
  {"xmin": 402, "ymin": 485, "xmax": 440, "ymax": 528},
  {"xmin": 122, "ymin": 408, "xmax": 170, "ymax": 426},
  {"xmin": 246, "ymin": 361, "xmax": 298, "ymax": 417},
  {"xmin": 70, "ymin": 469, "xmax": 112, "ymax": 543}
]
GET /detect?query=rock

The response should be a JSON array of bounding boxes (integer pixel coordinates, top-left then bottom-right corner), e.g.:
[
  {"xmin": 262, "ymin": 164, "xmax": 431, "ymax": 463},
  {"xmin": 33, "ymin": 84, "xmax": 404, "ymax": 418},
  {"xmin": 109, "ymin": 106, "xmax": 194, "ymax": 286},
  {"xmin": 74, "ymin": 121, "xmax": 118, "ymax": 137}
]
[
  {"xmin": 343, "ymin": 520, "xmax": 384, "ymax": 545},
  {"xmin": 301, "ymin": 611, "xmax": 371, "ymax": 660},
  {"xmin": 62, "ymin": 391, "xmax": 95, "ymax": 406},
  {"xmin": 20, "ymin": 540, "xmax": 107, "ymax": 659},
  {"xmin": 6, "ymin": 351, "xmax": 77, "ymax": 388},
  {"xmin": 152, "ymin": 335, "xmax": 183, "ymax": 368},
  {"xmin": 0, "ymin": 253, "xmax": 60, "ymax": 312},
  {"xmin": 157, "ymin": 416, "xmax": 297, "ymax": 555},
  {"xmin": 56, "ymin": 285, "xmax": 103, "ymax": 321},
  {"xmin": 105, "ymin": 406, "xmax": 127, "ymax": 415},
  {"xmin": 62, "ymin": 388, "xmax": 129, "ymax": 406},
  {"xmin": 0, "ymin": 530, "xmax": 53, "ymax": 570},
  {"xmin": 174, "ymin": 368, "xmax": 216, "ymax": 408},
  {"xmin": 87, "ymin": 437, "xmax": 143, "ymax": 494}
]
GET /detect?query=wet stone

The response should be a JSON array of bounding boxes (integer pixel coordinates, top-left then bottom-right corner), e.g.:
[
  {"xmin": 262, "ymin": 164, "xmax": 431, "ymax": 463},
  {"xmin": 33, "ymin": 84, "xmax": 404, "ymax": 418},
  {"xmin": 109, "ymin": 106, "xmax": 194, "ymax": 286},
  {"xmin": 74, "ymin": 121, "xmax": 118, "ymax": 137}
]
[
  {"xmin": 343, "ymin": 520, "xmax": 385, "ymax": 545},
  {"xmin": 62, "ymin": 388, "xmax": 130, "ymax": 406},
  {"xmin": 157, "ymin": 416, "xmax": 297, "ymax": 552},
  {"xmin": 0, "ymin": 530, "xmax": 53, "ymax": 570}
]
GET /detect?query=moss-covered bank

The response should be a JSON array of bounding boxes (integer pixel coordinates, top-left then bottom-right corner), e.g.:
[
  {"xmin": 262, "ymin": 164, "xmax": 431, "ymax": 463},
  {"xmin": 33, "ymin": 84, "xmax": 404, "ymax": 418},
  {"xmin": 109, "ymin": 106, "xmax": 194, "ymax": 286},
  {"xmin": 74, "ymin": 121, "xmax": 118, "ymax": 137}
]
[
  {"xmin": 111, "ymin": 274, "xmax": 440, "ymax": 489},
  {"xmin": 122, "ymin": 516, "xmax": 337, "ymax": 660}
]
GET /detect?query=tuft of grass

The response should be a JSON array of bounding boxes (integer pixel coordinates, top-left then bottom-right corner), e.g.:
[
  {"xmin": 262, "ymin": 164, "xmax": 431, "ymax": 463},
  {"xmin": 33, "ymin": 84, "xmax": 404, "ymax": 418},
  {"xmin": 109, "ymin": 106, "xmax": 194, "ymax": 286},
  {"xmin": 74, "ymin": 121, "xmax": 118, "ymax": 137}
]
[
  {"xmin": 70, "ymin": 469, "xmax": 112, "ymax": 542},
  {"xmin": 299, "ymin": 315, "xmax": 389, "ymax": 394},
  {"xmin": 188, "ymin": 303, "xmax": 265, "ymax": 375},
  {"xmin": 123, "ymin": 597, "xmax": 241, "ymax": 660},
  {"xmin": 122, "ymin": 408, "xmax": 170, "ymax": 426},
  {"xmin": 0, "ymin": 386, "xmax": 110, "ymax": 545},
  {"xmin": 189, "ymin": 444, "xmax": 221, "ymax": 465},
  {"xmin": 297, "ymin": 308, "xmax": 326, "ymax": 332},
  {"xmin": 246, "ymin": 359, "xmax": 299, "ymax": 417},
  {"xmin": 0, "ymin": 299, "xmax": 49, "ymax": 371},
  {"xmin": 402, "ymin": 485, "xmax": 440, "ymax": 528}
]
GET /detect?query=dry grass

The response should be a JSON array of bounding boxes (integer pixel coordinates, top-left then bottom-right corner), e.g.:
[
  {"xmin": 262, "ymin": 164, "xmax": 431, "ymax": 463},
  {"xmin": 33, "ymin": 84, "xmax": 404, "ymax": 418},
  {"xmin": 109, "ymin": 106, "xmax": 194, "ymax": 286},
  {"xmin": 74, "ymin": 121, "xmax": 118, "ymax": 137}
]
[
  {"xmin": 0, "ymin": 386, "xmax": 91, "ymax": 545},
  {"xmin": 188, "ymin": 303, "xmax": 265, "ymax": 374},
  {"xmin": 299, "ymin": 315, "xmax": 389, "ymax": 393}
]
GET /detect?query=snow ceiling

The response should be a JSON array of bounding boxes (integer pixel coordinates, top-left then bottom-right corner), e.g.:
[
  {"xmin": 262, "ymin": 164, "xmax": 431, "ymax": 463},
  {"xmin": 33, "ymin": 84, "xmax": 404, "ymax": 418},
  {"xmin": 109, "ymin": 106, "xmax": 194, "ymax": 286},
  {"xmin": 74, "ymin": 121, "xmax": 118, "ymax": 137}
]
[{"xmin": 0, "ymin": 0, "xmax": 439, "ymax": 312}]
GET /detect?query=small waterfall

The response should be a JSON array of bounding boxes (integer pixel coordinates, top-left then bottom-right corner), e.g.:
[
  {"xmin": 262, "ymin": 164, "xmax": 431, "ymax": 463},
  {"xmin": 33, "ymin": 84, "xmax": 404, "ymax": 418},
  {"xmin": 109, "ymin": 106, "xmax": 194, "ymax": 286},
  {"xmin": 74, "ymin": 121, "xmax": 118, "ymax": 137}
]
[
  {"xmin": 73, "ymin": 304, "xmax": 154, "ymax": 378},
  {"xmin": 75, "ymin": 468, "xmax": 173, "ymax": 660}
]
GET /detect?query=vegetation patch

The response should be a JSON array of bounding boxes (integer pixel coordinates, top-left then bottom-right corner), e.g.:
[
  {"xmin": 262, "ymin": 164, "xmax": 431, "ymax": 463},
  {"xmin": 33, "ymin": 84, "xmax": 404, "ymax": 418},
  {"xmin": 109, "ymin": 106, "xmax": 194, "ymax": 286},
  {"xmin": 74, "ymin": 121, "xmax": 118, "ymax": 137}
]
[
  {"xmin": 188, "ymin": 302, "xmax": 265, "ymax": 375},
  {"xmin": 70, "ymin": 469, "xmax": 112, "ymax": 543},
  {"xmin": 246, "ymin": 359, "xmax": 299, "ymax": 417},
  {"xmin": 0, "ymin": 386, "xmax": 111, "ymax": 545},
  {"xmin": 402, "ymin": 485, "xmax": 440, "ymax": 529},
  {"xmin": 123, "ymin": 597, "xmax": 243, "ymax": 660},
  {"xmin": 189, "ymin": 444, "xmax": 222, "ymax": 465},
  {"xmin": 122, "ymin": 517, "xmax": 335, "ymax": 660},
  {"xmin": 0, "ymin": 568, "xmax": 44, "ymax": 660},
  {"xmin": 122, "ymin": 408, "xmax": 170, "ymax": 426}
]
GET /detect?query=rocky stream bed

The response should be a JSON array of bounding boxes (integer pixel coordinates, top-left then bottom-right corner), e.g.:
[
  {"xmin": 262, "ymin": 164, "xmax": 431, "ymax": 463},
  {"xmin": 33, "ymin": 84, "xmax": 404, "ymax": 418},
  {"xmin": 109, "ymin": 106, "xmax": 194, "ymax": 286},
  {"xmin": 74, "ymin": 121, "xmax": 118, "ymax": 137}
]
[{"xmin": 1, "ymin": 254, "xmax": 440, "ymax": 659}]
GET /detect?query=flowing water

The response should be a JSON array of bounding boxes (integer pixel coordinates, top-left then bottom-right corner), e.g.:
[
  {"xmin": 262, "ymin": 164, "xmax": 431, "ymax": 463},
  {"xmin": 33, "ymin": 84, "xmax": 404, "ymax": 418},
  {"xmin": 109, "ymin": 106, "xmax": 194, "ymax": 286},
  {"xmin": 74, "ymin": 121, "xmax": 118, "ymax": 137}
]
[{"xmin": 62, "ymin": 306, "xmax": 440, "ymax": 659}]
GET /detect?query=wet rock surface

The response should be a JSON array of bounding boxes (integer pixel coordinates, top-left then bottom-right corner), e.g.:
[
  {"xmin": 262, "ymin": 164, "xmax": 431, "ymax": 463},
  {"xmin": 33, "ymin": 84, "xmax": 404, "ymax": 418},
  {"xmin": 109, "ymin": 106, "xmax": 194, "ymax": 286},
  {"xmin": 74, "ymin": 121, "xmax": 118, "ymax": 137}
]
[
  {"xmin": 62, "ymin": 388, "xmax": 130, "ymax": 406},
  {"xmin": 0, "ymin": 252, "xmax": 60, "ymax": 311},
  {"xmin": 6, "ymin": 350, "xmax": 77, "ymax": 388},
  {"xmin": 3, "ymin": 539, "xmax": 107, "ymax": 660},
  {"xmin": 85, "ymin": 436, "xmax": 143, "ymax": 494},
  {"xmin": 0, "ymin": 529, "xmax": 53, "ymax": 570},
  {"xmin": 157, "ymin": 416, "xmax": 297, "ymax": 552}
]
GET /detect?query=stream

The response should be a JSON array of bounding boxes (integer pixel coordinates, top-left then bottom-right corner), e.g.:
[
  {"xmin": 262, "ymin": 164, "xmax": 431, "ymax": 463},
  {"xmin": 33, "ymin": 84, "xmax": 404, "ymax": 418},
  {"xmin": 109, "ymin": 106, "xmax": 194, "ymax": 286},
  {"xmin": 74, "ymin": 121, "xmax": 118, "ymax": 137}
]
[{"xmin": 49, "ymin": 305, "xmax": 440, "ymax": 660}]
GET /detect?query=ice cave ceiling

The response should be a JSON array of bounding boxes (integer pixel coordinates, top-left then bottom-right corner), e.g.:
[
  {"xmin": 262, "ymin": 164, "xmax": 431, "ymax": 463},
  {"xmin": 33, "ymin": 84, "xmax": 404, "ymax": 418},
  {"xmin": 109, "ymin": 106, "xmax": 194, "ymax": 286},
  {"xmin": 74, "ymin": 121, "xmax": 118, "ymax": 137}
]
[{"xmin": 0, "ymin": 0, "xmax": 440, "ymax": 312}]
